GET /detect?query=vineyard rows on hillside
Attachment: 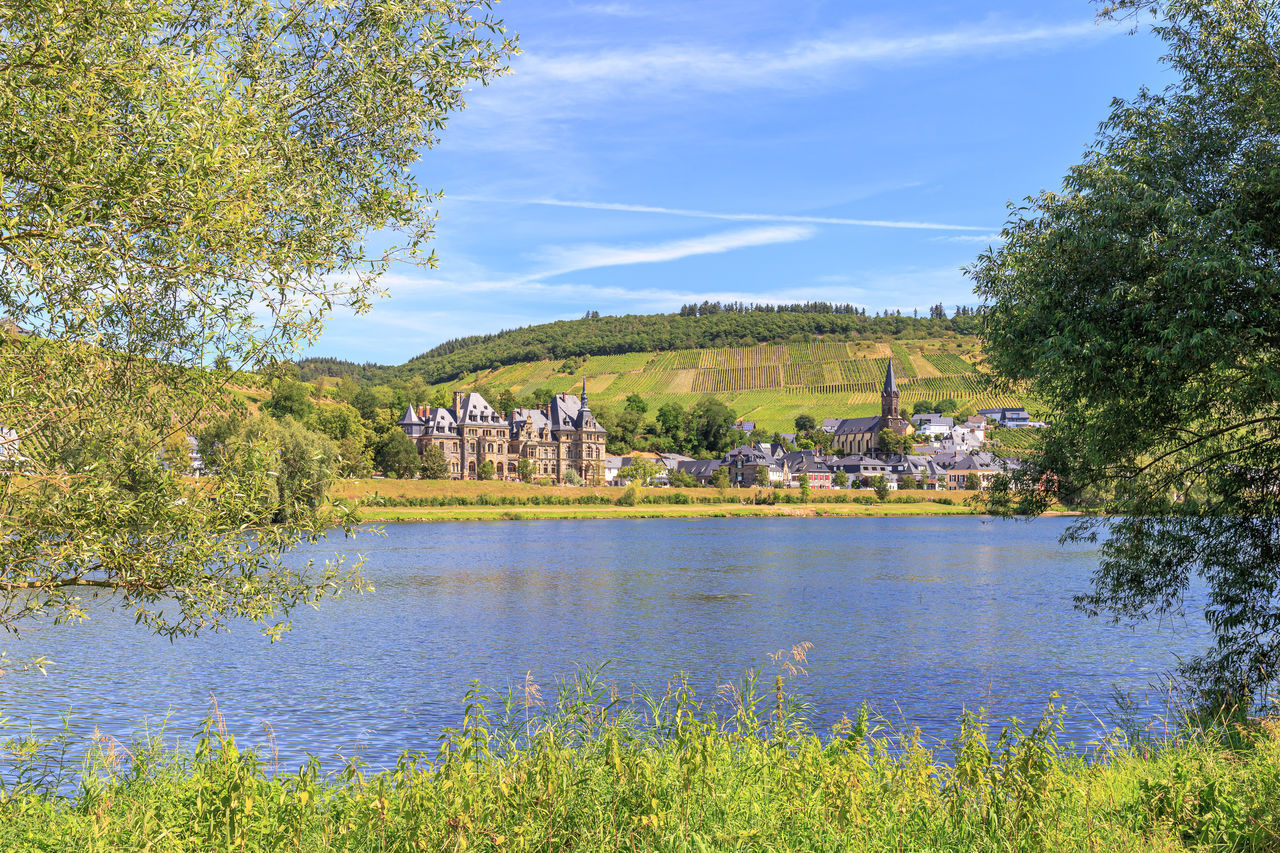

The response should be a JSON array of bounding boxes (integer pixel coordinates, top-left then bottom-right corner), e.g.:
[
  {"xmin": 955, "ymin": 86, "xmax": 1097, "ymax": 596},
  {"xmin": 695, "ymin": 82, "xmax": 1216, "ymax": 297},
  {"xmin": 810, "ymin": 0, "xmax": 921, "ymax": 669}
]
[{"xmin": 422, "ymin": 336, "xmax": 1030, "ymax": 431}]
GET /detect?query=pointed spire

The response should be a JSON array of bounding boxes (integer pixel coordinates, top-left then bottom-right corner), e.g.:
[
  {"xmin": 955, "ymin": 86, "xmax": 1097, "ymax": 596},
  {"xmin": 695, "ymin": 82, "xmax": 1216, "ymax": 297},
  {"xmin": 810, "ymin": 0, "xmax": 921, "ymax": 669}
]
[
  {"xmin": 580, "ymin": 378, "xmax": 589, "ymax": 409},
  {"xmin": 882, "ymin": 359, "xmax": 898, "ymax": 396}
]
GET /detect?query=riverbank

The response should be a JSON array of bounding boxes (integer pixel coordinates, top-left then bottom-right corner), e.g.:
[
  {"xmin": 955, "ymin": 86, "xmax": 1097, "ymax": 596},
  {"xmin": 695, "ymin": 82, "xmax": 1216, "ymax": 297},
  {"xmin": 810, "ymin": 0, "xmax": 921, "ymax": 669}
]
[
  {"xmin": 1, "ymin": 689, "xmax": 1270, "ymax": 852},
  {"xmin": 333, "ymin": 478, "xmax": 1000, "ymax": 522}
]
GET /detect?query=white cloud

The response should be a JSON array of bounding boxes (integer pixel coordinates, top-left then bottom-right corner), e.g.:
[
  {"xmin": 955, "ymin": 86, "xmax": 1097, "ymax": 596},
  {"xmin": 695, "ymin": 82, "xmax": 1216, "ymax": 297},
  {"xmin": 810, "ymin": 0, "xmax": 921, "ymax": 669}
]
[
  {"xmin": 455, "ymin": 197, "xmax": 993, "ymax": 232},
  {"xmin": 932, "ymin": 232, "xmax": 1006, "ymax": 243},
  {"xmin": 491, "ymin": 19, "xmax": 1115, "ymax": 106},
  {"xmin": 531, "ymin": 224, "xmax": 815, "ymax": 278}
]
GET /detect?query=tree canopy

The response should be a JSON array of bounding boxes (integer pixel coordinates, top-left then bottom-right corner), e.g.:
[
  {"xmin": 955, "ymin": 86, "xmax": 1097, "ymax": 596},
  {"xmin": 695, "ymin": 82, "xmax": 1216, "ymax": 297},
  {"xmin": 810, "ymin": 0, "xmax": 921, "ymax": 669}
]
[
  {"xmin": 0, "ymin": 0, "xmax": 514, "ymax": 648},
  {"xmin": 970, "ymin": 0, "xmax": 1280, "ymax": 707}
]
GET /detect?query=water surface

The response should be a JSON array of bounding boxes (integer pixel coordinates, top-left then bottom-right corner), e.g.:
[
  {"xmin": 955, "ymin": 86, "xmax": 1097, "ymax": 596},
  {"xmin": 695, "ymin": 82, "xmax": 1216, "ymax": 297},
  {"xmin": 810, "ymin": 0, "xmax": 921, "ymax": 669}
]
[{"xmin": 0, "ymin": 517, "xmax": 1208, "ymax": 769}]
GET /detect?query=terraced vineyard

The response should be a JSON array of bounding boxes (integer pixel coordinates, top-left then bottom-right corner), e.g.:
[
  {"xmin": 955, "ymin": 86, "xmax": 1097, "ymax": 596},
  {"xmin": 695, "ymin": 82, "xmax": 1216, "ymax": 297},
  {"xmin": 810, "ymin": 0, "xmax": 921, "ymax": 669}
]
[{"xmin": 424, "ymin": 335, "xmax": 1031, "ymax": 431}]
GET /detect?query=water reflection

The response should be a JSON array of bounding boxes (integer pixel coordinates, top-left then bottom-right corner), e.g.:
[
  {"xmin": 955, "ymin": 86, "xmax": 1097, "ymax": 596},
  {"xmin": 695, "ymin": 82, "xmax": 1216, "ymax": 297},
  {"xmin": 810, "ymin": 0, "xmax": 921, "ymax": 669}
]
[{"xmin": 0, "ymin": 517, "xmax": 1208, "ymax": 771}]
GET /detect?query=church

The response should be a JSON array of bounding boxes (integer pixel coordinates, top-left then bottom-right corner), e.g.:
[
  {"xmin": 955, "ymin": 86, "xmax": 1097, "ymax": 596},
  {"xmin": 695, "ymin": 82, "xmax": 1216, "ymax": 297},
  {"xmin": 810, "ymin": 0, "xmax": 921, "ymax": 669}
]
[
  {"xmin": 397, "ymin": 383, "xmax": 607, "ymax": 483},
  {"xmin": 829, "ymin": 360, "xmax": 914, "ymax": 456}
]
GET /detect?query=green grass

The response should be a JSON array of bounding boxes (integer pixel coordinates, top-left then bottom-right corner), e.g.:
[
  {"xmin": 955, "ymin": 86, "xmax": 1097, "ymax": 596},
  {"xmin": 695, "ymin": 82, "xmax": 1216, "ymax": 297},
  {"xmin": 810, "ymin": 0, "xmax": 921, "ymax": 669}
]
[{"xmin": 4, "ymin": 671, "xmax": 1278, "ymax": 852}]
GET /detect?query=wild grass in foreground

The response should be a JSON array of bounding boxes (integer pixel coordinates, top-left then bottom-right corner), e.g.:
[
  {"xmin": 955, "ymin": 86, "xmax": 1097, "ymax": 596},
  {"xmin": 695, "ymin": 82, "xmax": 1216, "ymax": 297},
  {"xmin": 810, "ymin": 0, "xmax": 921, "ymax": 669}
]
[{"xmin": 1, "ymin": 661, "xmax": 1277, "ymax": 852}]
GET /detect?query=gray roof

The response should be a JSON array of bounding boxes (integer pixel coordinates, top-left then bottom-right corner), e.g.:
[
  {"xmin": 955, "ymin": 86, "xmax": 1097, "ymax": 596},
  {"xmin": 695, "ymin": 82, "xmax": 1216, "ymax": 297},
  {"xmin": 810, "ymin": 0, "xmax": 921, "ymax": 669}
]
[
  {"xmin": 677, "ymin": 459, "xmax": 723, "ymax": 477},
  {"xmin": 423, "ymin": 407, "xmax": 458, "ymax": 435},
  {"xmin": 510, "ymin": 407, "xmax": 551, "ymax": 432},
  {"xmin": 833, "ymin": 415, "xmax": 882, "ymax": 435},
  {"xmin": 912, "ymin": 413, "xmax": 954, "ymax": 428},
  {"xmin": 549, "ymin": 393, "xmax": 605, "ymax": 433},
  {"xmin": 456, "ymin": 392, "xmax": 503, "ymax": 425},
  {"xmin": 397, "ymin": 404, "xmax": 423, "ymax": 426},
  {"xmin": 821, "ymin": 418, "xmax": 843, "ymax": 433},
  {"xmin": 882, "ymin": 360, "xmax": 899, "ymax": 396}
]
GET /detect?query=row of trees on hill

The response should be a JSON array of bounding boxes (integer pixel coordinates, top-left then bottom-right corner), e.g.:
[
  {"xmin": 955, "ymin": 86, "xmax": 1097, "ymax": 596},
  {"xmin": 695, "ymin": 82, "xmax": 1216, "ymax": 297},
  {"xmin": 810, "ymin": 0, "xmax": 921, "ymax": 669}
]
[{"xmin": 296, "ymin": 311, "xmax": 983, "ymax": 384}]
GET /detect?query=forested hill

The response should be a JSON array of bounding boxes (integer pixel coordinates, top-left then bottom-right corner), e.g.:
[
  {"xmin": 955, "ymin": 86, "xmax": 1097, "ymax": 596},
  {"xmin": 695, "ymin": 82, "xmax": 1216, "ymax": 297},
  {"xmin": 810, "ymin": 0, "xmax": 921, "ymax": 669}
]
[{"xmin": 298, "ymin": 303, "xmax": 983, "ymax": 385}]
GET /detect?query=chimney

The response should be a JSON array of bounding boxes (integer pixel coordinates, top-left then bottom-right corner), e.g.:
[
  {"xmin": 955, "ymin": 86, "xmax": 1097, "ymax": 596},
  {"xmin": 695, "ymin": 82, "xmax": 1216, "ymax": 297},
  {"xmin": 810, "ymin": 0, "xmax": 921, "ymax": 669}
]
[{"xmin": 453, "ymin": 391, "xmax": 464, "ymax": 414}]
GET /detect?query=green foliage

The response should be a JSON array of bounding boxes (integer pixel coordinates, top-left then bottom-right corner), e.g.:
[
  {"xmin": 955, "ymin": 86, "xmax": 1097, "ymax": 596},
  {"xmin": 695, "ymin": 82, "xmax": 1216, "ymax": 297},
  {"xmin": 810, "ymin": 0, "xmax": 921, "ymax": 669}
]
[
  {"xmin": 668, "ymin": 469, "xmax": 696, "ymax": 488},
  {"xmin": 516, "ymin": 457, "xmax": 535, "ymax": 483},
  {"xmin": 0, "ymin": 0, "xmax": 513, "ymax": 645},
  {"xmin": 623, "ymin": 393, "xmax": 648, "ymax": 414},
  {"xmin": 618, "ymin": 457, "xmax": 661, "ymax": 486},
  {"xmin": 965, "ymin": 473, "xmax": 981, "ymax": 492},
  {"xmin": 615, "ymin": 484, "xmax": 639, "ymax": 506},
  {"xmin": 561, "ymin": 467, "xmax": 584, "ymax": 487},
  {"xmin": 373, "ymin": 430, "xmax": 418, "ymax": 479},
  {"xmin": 711, "ymin": 466, "xmax": 730, "ymax": 489},
  {"xmin": 754, "ymin": 464, "xmax": 771, "ymax": 487},
  {"xmin": 970, "ymin": 0, "xmax": 1280, "ymax": 706},
  {"xmin": 420, "ymin": 445, "xmax": 449, "ymax": 480},
  {"xmin": 795, "ymin": 413, "xmax": 816, "ymax": 432},
  {"xmin": 477, "ymin": 460, "xmax": 496, "ymax": 481},
  {"xmin": 833, "ymin": 469, "xmax": 849, "ymax": 488},
  {"xmin": 873, "ymin": 475, "xmax": 890, "ymax": 501},
  {"xmin": 7, "ymin": 678, "xmax": 1280, "ymax": 851},
  {"xmin": 798, "ymin": 473, "xmax": 811, "ymax": 502},
  {"xmin": 263, "ymin": 379, "xmax": 316, "ymax": 422}
]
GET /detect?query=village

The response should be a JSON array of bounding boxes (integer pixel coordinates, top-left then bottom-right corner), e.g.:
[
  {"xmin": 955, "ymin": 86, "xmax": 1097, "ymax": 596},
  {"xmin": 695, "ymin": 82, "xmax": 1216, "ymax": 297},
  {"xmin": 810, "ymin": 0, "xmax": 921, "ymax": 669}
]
[{"xmin": 395, "ymin": 361, "xmax": 1040, "ymax": 492}]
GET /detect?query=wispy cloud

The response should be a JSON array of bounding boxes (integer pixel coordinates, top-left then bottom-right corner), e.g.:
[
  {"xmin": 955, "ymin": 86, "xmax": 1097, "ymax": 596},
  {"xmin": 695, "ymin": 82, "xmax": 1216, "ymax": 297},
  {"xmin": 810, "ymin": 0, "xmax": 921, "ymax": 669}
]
[
  {"xmin": 453, "ymin": 197, "xmax": 993, "ymax": 232},
  {"xmin": 932, "ymin": 232, "xmax": 1006, "ymax": 243},
  {"xmin": 510, "ymin": 19, "xmax": 1114, "ymax": 94},
  {"xmin": 530, "ymin": 224, "xmax": 815, "ymax": 279}
]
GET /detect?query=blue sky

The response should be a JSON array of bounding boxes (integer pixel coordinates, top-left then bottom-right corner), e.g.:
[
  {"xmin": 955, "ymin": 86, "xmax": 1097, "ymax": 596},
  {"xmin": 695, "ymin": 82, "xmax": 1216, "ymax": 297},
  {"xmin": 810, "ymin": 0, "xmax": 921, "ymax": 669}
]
[{"xmin": 309, "ymin": 0, "xmax": 1169, "ymax": 364}]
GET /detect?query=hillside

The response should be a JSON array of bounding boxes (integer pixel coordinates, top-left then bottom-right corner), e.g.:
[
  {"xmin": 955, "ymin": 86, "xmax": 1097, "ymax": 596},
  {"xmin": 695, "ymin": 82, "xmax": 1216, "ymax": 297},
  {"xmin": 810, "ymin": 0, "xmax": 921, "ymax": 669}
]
[
  {"xmin": 298, "ymin": 305, "xmax": 983, "ymax": 386},
  {"xmin": 297, "ymin": 309, "xmax": 1025, "ymax": 433},
  {"xmin": 377, "ymin": 338, "xmax": 1018, "ymax": 433}
]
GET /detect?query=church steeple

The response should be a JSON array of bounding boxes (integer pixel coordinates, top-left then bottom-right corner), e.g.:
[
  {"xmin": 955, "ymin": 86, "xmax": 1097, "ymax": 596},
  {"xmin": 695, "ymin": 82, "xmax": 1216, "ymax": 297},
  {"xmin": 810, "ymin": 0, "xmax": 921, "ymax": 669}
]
[
  {"xmin": 580, "ymin": 378, "xmax": 589, "ymax": 410},
  {"xmin": 881, "ymin": 360, "xmax": 900, "ymax": 420}
]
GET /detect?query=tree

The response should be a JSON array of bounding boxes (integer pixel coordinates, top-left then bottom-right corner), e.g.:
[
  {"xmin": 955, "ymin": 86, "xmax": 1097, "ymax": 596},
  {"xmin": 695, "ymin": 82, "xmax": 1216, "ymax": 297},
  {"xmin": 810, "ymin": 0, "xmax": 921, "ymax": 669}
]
[
  {"xmin": 872, "ymin": 475, "xmax": 890, "ymax": 501},
  {"xmin": 669, "ymin": 469, "xmax": 697, "ymax": 488},
  {"xmin": 476, "ymin": 460, "xmax": 496, "ymax": 481},
  {"xmin": 0, "ymin": 2, "xmax": 513, "ymax": 645},
  {"xmin": 691, "ymin": 398, "xmax": 737, "ymax": 455},
  {"xmin": 624, "ymin": 394, "xmax": 649, "ymax": 415},
  {"xmin": 656, "ymin": 402, "xmax": 686, "ymax": 439},
  {"xmin": 420, "ymin": 445, "xmax": 450, "ymax": 480},
  {"xmin": 711, "ymin": 466, "xmax": 730, "ymax": 489},
  {"xmin": 964, "ymin": 473, "xmax": 981, "ymax": 492},
  {"xmin": 833, "ymin": 470, "xmax": 849, "ymax": 488},
  {"xmin": 374, "ymin": 430, "xmax": 419, "ymax": 479},
  {"xmin": 969, "ymin": 0, "xmax": 1280, "ymax": 706},
  {"xmin": 754, "ymin": 465, "xmax": 771, "ymax": 487},
  {"xmin": 264, "ymin": 379, "xmax": 316, "ymax": 422},
  {"xmin": 517, "ymin": 458, "xmax": 535, "ymax": 483},
  {"xmin": 913, "ymin": 400, "xmax": 938, "ymax": 417},
  {"xmin": 561, "ymin": 467, "xmax": 584, "ymax": 486},
  {"xmin": 795, "ymin": 414, "xmax": 816, "ymax": 433},
  {"xmin": 337, "ymin": 434, "xmax": 374, "ymax": 478},
  {"xmin": 619, "ymin": 457, "xmax": 661, "ymax": 486},
  {"xmin": 798, "ymin": 473, "xmax": 811, "ymax": 503}
]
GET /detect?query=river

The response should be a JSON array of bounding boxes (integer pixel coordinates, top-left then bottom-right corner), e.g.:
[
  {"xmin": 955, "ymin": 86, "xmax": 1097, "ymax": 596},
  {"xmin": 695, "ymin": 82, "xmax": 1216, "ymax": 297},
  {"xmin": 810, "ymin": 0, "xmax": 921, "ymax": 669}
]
[{"xmin": 0, "ymin": 517, "xmax": 1209, "ymax": 770}]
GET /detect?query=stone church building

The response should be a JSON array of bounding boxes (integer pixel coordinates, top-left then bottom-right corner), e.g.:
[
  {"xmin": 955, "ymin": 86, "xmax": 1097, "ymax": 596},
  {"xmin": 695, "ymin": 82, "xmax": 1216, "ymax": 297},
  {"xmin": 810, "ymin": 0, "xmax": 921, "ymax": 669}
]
[{"xmin": 830, "ymin": 360, "xmax": 914, "ymax": 456}]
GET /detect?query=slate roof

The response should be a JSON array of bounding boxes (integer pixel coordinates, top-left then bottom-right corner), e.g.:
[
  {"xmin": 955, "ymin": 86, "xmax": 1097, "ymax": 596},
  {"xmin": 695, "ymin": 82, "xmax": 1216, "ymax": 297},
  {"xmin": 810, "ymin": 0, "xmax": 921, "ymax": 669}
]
[
  {"xmin": 882, "ymin": 360, "xmax": 899, "ymax": 396},
  {"xmin": 549, "ymin": 393, "xmax": 604, "ymax": 433},
  {"xmin": 423, "ymin": 407, "xmax": 458, "ymax": 435},
  {"xmin": 510, "ymin": 407, "xmax": 551, "ymax": 433},
  {"xmin": 677, "ymin": 459, "xmax": 724, "ymax": 477},
  {"xmin": 397, "ymin": 405, "xmax": 423, "ymax": 426},
  {"xmin": 821, "ymin": 418, "xmax": 843, "ymax": 434},
  {"xmin": 912, "ymin": 413, "xmax": 954, "ymax": 428},
  {"xmin": 456, "ymin": 392, "xmax": 503, "ymax": 425},
  {"xmin": 833, "ymin": 415, "xmax": 882, "ymax": 435}
]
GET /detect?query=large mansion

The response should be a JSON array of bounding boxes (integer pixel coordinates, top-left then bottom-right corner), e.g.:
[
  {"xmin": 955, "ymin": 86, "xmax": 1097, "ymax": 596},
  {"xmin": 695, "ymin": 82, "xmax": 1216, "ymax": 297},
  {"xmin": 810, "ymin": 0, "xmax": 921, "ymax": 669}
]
[{"xmin": 398, "ymin": 386, "xmax": 607, "ymax": 482}]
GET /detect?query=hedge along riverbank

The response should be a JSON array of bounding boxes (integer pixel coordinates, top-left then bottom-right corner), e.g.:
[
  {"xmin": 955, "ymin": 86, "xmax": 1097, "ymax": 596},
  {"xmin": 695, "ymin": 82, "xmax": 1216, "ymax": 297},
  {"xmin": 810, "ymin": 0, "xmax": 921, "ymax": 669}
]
[
  {"xmin": 357, "ymin": 491, "xmax": 963, "ymax": 508},
  {"xmin": 0, "ymin": 667, "xmax": 1275, "ymax": 852}
]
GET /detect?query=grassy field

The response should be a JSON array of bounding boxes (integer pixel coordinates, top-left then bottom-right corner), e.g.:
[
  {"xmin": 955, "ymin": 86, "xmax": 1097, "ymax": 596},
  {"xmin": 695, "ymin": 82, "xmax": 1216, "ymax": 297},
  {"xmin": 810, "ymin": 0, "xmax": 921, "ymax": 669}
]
[
  {"xmin": 419, "ymin": 336, "xmax": 1030, "ymax": 432},
  {"xmin": 333, "ymin": 479, "xmax": 984, "ymax": 522},
  {"xmin": 2, "ymin": 677, "xmax": 1275, "ymax": 851}
]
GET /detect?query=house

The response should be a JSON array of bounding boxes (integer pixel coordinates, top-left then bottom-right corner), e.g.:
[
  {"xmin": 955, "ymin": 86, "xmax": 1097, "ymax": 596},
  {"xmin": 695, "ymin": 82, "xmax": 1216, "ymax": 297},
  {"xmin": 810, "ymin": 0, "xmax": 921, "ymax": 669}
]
[
  {"xmin": 943, "ymin": 453, "xmax": 1004, "ymax": 490},
  {"xmin": 829, "ymin": 454, "xmax": 890, "ymax": 485},
  {"xmin": 911, "ymin": 413, "xmax": 954, "ymax": 438},
  {"xmin": 829, "ymin": 361, "xmax": 914, "ymax": 456},
  {"xmin": 883, "ymin": 454, "xmax": 943, "ymax": 489},
  {"xmin": 399, "ymin": 383, "xmax": 606, "ymax": 483},
  {"xmin": 978, "ymin": 407, "xmax": 1035, "ymax": 428},
  {"xmin": 676, "ymin": 458, "xmax": 724, "ymax": 486},
  {"xmin": 723, "ymin": 444, "xmax": 786, "ymax": 487},
  {"xmin": 786, "ymin": 454, "xmax": 833, "ymax": 489}
]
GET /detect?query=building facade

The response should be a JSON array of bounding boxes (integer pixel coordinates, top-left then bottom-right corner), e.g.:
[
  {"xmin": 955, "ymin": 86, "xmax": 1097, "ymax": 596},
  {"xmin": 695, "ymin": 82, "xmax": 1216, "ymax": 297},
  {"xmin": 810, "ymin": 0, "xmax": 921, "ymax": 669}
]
[
  {"xmin": 830, "ymin": 360, "xmax": 914, "ymax": 456},
  {"xmin": 398, "ymin": 385, "xmax": 606, "ymax": 483}
]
